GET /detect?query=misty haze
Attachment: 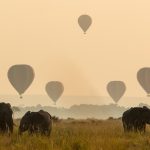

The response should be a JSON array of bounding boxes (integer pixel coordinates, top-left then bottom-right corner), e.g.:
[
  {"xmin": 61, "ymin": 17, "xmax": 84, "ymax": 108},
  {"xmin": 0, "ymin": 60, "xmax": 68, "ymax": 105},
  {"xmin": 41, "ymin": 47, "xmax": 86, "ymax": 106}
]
[{"xmin": 1, "ymin": 0, "xmax": 150, "ymax": 149}]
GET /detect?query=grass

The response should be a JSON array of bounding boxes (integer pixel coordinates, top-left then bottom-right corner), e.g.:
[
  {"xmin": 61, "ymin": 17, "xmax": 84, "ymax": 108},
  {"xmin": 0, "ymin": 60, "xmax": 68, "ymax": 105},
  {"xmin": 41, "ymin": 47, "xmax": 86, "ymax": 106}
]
[{"xmin": 0, "ymin": 119, "xmax": 150, "ymax": 150}]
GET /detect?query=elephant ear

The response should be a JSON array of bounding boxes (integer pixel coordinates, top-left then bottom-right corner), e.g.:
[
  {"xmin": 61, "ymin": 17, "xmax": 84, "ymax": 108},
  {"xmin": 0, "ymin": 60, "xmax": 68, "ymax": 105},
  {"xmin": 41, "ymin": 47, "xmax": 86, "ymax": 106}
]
[{"xmin": 25, "ymin": 111, "xmax": 31, "ymax": 116}]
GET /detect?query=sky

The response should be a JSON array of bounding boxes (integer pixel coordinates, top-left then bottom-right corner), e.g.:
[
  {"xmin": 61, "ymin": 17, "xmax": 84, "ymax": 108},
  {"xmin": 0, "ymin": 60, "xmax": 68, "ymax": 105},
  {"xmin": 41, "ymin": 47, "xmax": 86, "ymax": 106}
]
[{"xmin": 0, "ymin": 0, "xmax": 150, "ymax": 106}]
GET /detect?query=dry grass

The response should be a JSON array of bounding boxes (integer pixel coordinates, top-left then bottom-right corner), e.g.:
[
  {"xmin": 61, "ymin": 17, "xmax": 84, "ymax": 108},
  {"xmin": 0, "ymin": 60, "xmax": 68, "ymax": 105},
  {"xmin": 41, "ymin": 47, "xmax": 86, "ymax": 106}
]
[{"xmin": 0, "ymin": 119, "xmax": 150, "ymax": 150}]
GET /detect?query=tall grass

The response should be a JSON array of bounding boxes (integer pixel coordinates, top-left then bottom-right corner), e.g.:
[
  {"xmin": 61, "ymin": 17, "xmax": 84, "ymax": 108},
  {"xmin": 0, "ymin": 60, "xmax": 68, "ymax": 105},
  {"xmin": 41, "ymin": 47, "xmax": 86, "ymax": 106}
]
[{"xmin": 0, "ymin": 119, "xmax": 150, "ymax": 150}]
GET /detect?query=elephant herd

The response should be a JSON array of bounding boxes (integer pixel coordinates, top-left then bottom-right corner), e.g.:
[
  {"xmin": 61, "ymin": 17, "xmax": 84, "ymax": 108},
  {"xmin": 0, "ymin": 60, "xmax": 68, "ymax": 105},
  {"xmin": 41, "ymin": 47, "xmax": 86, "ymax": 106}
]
[
  {"xmin": 0, "ymin": 102, "xmax": 52, "ymax": 136},
  {"xmin": 0, "ymin": 102, "xmax": 150, "ymax": 136}
]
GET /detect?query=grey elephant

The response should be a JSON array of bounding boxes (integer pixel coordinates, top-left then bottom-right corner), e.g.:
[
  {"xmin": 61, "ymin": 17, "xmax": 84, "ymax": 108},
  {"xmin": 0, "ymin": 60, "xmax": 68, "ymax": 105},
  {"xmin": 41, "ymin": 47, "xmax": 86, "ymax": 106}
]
[
  {"xmin": 19, "ymin": 110, "xmax": 52, "ymax": 136},
  {"xmin": 122, "ymin": 106, "xmax": 150, "ymax": 133},
  {"xmin": 0, "ymin": 102, "xmax": 13, "ymax": 134}
]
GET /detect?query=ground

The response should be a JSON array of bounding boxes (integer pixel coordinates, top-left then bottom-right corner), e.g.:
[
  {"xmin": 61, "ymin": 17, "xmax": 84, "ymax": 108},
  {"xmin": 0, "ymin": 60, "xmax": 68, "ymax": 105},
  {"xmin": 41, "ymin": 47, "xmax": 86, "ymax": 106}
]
[{"xmin": 0, "ymin": 119, "xmax": 150, "ymax": 150}]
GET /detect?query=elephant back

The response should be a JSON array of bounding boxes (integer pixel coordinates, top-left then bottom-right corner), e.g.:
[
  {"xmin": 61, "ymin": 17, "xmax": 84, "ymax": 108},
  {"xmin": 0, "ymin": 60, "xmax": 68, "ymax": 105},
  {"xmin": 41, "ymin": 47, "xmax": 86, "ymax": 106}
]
[{"xmin": 38, "ymin": 110, "xmax": 52, "ymax": 126}]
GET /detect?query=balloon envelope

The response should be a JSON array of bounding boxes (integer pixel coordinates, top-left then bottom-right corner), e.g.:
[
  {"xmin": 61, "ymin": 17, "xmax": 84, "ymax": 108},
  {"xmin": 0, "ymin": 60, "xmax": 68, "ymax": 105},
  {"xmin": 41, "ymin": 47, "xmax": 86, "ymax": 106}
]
[
  {"xmin": 8, "ymin": 64, "xmax": 35, "ymax": 98},
  {"xmin": 78, "ymin": 15, "xmax": 92, "ymax": 34},
  {"xmin": 137, "ymin": 68, "xmax": 150, "ymax": 96},
  {"xmin": 45, "ymin": 81, "xmax": 64, "ymax": 104},
  {"xmin": 107, "ymin": 81, "xmax": 126, "ymax": 103}
]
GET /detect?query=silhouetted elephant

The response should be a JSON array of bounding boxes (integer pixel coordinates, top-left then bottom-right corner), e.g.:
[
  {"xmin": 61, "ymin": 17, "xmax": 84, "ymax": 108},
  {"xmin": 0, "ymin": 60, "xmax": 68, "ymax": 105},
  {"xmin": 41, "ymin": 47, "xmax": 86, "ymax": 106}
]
[
  {"xmin": 0, "ymin": 102, "xmax": 13, "ymax": 134},
  {"xmin": 19, "ymin": 110, "xmax": 52, "ymax": 136},
  {"xmin": 122, "ymin": 106, "xmax": 150, "ymax": 133}
]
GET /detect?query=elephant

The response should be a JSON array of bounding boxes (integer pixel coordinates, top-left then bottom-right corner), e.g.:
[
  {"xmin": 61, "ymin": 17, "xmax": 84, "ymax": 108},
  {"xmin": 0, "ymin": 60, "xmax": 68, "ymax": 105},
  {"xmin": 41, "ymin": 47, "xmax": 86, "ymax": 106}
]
[
  {"xmin": 122, "ymin": 106, "xmax": 150, "ymax": 133},
  {"xmin": 19, "ymin": 110, "xmax": 52, "ymax": 136},
  {"xmin": 0, "ymin": 102, "xmax": 13, "ymax": 134}
]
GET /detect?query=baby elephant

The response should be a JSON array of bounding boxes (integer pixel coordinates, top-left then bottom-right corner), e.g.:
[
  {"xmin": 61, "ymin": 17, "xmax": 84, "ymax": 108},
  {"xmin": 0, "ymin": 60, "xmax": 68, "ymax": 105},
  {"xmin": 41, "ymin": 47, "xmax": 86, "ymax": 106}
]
[{"xmin": 19, "ymin": 110, "xmax": 52, "ymax": 136}]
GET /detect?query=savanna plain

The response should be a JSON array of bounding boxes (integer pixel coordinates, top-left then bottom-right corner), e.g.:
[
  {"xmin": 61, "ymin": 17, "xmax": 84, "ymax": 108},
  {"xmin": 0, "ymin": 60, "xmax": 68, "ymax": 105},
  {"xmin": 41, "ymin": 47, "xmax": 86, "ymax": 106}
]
[{"xmin": 0, "ymin": 119, "xmax": 150, "ymax": 150}]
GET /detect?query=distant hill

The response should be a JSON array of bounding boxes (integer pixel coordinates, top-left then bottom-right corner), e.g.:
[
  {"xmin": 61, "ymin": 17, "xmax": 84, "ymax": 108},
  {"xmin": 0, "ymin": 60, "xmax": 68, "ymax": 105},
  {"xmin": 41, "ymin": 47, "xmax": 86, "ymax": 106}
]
[
  {"xmin": 13, "ymin": 103, "xmax": 150, "ymax": 119},
  {"xmin": 13, "ymin": 103, "xmax": 127, "ymax": 119},
  {"xmin": 1, "ymin": 95, "xmax": 150, "ymax": 119}
]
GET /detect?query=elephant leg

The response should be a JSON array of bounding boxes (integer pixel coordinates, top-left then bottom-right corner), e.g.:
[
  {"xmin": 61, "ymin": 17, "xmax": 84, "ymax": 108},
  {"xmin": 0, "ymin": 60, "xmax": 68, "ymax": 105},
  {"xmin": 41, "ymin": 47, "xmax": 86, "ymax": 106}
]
[
  {"xmin": 134, "ymin": 121, "xmax": 139, "ymax": 132},
  {"xmin": 29, "ymin": 124, "xmax": 40, "ymax": 135},
  {"xmin": 29, "ymin": 126, "xmax": 34, "ymax": 135},
  {"xmin": 42, "ymin": 129, "xmax": 50, "ymax": 136},
  {"xmin": 128, "ymin": 123, "xmax": 133, "ymax": 132},
  {"xmin": 125, "ymin": 122, "xmax": 131, "ymax": 132},
  {"xmin": 142, "ymin": 124, "xmax": 146, "ymax": 133},
  {"xmin": 138, "ymin": 126, "xmax": 142, "ymax": 133},
  {"xmin": 27, "ymin": 124, "xmax": 34, "ymax": 135},
  {"xmin": 139, "ymin": 124, "xmax": 143, "ymax": 133},
  {"xmin": 5, "ymin": 116, "xmax": 13, "ymax": 134},
  {"xmin": 3, "ymin": 123, "xmax": 8, "ymax": 134},
  {"xmin": 8, "ymin": 119, "xmax": 13, "ymax": 133},
  {"xmin": 41, "ymin": 128, "xmax": 46, "ymax": 135},
  {"xmin": 45, "ymin": 127, "xmax": 52, "ymax": 136},
  {"xmin": 123, "ymin": 122, "xmax": 127, "ymax": 132},
  {"xmin": 133, "ymin": 124, "xmax": 137, "ymax": 132},
  {"xmin": 135, "ymin": 126, "xmax": 138, "ymax": 132},
  {"xmin": 126, "ymin": 125, "xmax": 130, "ymax": 132},
  {"xmin": 138, "ymin": 123, "xmax": 145, "ymax": 134},
  {"xmin": 0, "ymin": 123, "xmax": 6, "ymax": 134},
  {"xmin": 40, "ymin": 126, "xmax": 48, "ymax": 136},
  {"xmin": 47, "ymin": 128, "xmax": 51, "ymax": 136},
  {"xmin": 34, "ymin": 125, "xmax": 40, "ymax": 134}
]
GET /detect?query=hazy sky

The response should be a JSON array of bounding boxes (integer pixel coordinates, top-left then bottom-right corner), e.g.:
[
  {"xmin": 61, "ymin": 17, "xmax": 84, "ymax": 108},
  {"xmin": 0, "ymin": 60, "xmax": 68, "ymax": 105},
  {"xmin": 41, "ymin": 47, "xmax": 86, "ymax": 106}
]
[{"xmin": 0, "ymin": 0, "xmax": 150, "ymax": 106}]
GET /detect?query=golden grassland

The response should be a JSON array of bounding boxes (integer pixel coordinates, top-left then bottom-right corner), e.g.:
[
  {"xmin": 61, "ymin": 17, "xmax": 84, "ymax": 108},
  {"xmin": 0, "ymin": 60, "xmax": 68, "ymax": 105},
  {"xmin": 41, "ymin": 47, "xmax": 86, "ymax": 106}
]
[{"xmin": 0, "ymin": 119, "xmax": 150, "ymax": 150}]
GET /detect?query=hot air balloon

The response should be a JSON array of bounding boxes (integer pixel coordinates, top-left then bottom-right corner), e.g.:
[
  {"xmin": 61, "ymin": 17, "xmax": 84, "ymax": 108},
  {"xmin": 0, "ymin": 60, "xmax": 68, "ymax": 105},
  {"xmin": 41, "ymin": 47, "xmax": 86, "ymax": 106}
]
[
  {"xmin": 107, "ymin": 81, "xmax": 126, "ymax": 103},
  {"xmin": 8, "ymin": 64, "xmax": 35, "ymax": 98},
  {"xmin": 45, "ymin": 81, "xmax": 64, "ymax": 104},
  {"xmin": 78, "ymin": 15, "xmax": 92, "ymax": 34},
  {"xmin": 137, "ymin": 67, "xmax": 150, "ymax": 96}
]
